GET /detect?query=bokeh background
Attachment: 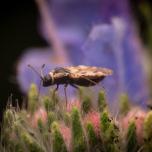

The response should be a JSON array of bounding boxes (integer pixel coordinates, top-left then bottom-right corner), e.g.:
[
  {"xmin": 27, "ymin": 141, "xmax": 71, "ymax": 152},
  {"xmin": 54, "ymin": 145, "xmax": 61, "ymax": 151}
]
[
  {"xmin": 0, "ymin": 0, "xmax": 152, "ymax": 122},
  {"xmin": 0, "ymin": 0, "xmax": 45, "ymax": 121}
]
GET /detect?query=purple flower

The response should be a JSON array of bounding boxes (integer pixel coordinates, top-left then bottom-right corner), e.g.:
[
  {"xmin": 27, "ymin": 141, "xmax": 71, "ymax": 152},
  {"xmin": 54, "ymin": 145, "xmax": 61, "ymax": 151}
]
[
  {"xmin": 17, "ymin": 0, "xmax": 149, "ymax": 107},
  {"xmin": 82, "ymin": 18, "xmax": 149, "ymax": 107}
]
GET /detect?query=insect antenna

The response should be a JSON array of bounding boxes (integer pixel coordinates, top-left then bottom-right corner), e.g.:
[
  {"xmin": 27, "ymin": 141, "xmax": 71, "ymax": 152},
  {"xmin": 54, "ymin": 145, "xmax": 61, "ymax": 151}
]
[
  {"xmin": 28, "ymin": 64, "xmax": 45, "ymax": 98},
  {"xmin": 28, "ymin": 64, "xmax": 44, "ymax": 80},
  {"xmin": 40, "ymin": 64, "xmax": 45, "ymax": 78}
]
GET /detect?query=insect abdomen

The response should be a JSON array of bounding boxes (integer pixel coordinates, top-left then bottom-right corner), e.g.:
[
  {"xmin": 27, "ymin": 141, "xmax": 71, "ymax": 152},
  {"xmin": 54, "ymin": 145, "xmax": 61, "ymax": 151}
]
[{"xmin": 71, "ymin": 77, "xmax": 105, "ymax": 86}]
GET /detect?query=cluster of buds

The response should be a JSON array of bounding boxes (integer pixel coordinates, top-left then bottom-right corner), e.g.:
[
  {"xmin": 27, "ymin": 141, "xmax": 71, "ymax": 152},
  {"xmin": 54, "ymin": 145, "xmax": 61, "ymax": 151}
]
[{"xmin": 1, "ymin": 84, "xmax": 151, "ymax": 152}]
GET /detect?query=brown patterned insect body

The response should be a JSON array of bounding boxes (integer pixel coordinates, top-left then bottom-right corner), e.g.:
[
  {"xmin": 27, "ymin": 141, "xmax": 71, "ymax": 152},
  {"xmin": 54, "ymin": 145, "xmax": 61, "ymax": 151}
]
[
  {"xmin": 42, "ymin": 65, "xmax": 112, "ymax": 87},
  {"xmin": 28, "ymin": 65, "xmax": 113, "ymax": 106}
]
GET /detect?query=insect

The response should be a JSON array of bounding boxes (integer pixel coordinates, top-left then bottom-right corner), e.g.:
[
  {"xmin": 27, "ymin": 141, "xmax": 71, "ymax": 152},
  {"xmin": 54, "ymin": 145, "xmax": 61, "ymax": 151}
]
[{"xmin": 28, "ymin": 65, "xmax": 113, "ymax": 105}]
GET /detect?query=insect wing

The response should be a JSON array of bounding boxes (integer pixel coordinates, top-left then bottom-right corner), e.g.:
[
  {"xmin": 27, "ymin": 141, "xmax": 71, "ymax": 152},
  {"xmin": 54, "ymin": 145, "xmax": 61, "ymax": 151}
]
[
  {"xmin": 65, "ymin": 65, "xmax": 112, "ymax": 79},
  {"xmin": 53, "ymin": 67, "xmax": 71, "ymax": 74}
]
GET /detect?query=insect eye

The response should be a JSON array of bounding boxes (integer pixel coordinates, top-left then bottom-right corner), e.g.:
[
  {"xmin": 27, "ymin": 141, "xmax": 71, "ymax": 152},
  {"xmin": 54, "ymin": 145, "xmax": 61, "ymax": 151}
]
[{"xmin": 44, "ymin": 74, "xmax": 51, "ymax": 81}]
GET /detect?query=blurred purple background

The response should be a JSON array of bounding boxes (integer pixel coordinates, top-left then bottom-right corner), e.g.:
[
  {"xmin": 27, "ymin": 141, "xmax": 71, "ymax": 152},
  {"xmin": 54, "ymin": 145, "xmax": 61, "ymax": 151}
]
[
  {"xmin": 17, "ymin": 0, "xmax": 149, "ymax": 108},
  {"xmin": 0, "ymin": 0, "xmax": 152, "ymax": 121}
]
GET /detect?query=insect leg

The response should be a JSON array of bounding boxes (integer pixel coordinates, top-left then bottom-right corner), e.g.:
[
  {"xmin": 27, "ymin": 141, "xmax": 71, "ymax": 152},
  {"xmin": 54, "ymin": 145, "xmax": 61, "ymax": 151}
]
[
  {"xmin": 70, "ymin": 84, "xmax": 79, "ymax": 90},
  {"xmin": 54, "ymin": 84, "xmax": 59, "ymax": 92},
  {"xmin": 53, "ymin": 84, "xmax": 59, "ymax": 98},
  {"xmin": 82, "ymin": 77, "xmax": 97, "ymax": 85},
  {"xmin": 64, "ymin": 84, "xmax": 68, "ymax": 107}
]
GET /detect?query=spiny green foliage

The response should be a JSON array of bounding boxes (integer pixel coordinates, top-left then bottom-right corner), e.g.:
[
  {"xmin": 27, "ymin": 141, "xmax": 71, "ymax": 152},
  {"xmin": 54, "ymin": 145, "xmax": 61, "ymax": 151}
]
[
  {"xmin": 47, "ymin": 111, "xmax": 56, "ymax": 127},
  {"xmin": 98, "ymin": 91, "xmax": 107, "ymax": 111},
  {"xmin": 126, "ymin": 122, "xmax": 138, "ymax": 152},
  {"xmin": 1, "ymin": 108, "xmax": 17, "ymax": 150},
  {"xmin": 1, "ymin": 84, "xmax": 152, "ymax": 152},
  {"xmin": 64, "ymin": 112, "xmax": 71, "ymax": 126},
  {"xmin": 3, "ymin": 108, "xmax": 15, "ymax": 126},
  {"xmin": 100, "ymin": 110, "xmax": 120, "ymax": 152},
  {"xmin": 28, "ymin": 83, "xmax": 39, "ymax": 114},
  {"xmin": 86, "ymin": 122, "xmax": 101, "ymax": 152},
  {"xmin": 51, "ymin": 122, "xmax": 68, "ymax": 152},
  {"xmin": 81, "ymin": 96, "xmax": 92, "ymax": 114},
  {"xmin": 86, "ymin": 122, "xmax": 97, "ymax": 145},
  {"xmin": 119, "ymin": 94, "xmax": 130, "ymax": 115},
  {"xmin": 37, "ymin": 118, "xmax": 45, "ymax": 133},
  {"xmin": 143, "ymin": 111, "xmax": 152, "ymax": 152},
  {"xmin": 71, "ymin": 107, "xmax": 87, "ymax": 152},
  {"xmin": 43, "ymin": 96, "xmax": 55, "ymax": 112},
  {"xmin": 21, "ymin": 132, "xmax": 45, "ymax": 152},
  {"xmin": 100, "ymin": 110, "xmax": 111, "ymax": 133},
  {"xmin": 3, "ymin": 110, "xmax": 45, "ymax": 152}
]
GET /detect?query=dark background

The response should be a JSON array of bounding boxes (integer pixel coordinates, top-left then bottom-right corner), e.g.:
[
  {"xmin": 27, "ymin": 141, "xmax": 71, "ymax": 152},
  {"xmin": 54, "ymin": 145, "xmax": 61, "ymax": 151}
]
[
  {"xmin": 0, "ymin": 0, "xmax": 47, "ymax": 122},
  {"xmin": 0, "ymin": 0, "xmax": 151, "ymax": 122}
]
